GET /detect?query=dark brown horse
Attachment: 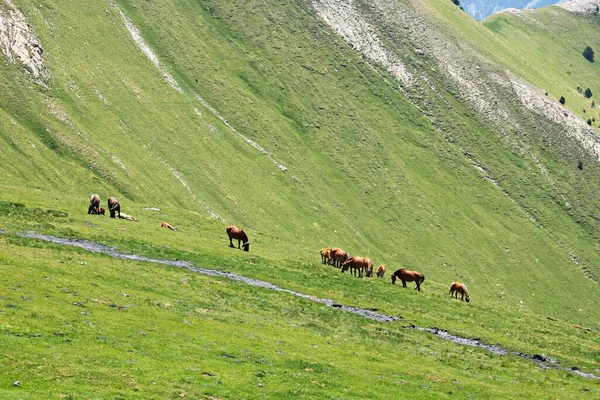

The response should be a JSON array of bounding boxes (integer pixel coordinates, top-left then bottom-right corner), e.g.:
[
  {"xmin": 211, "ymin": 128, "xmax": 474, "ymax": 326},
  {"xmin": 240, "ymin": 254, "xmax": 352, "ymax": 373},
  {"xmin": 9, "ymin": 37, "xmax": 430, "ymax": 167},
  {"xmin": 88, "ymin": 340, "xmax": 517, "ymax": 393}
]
[
  {"xmin": 227, "ymin": 226, "xmax": 249, "ymax": 251},
  {"xmin": 391, "ymin": 268, "xmax": 425, "ymax": 291},
  {"xmin": 107, "ymin": 197, "xmax": 121, "ymax": 219},
  {"xmin": 88, "ymin": 194, "xmax": 100, "ymax": 214},
  {"xmin": 449, "ymin": 282, "xmax": 470, "ymax": 302}
]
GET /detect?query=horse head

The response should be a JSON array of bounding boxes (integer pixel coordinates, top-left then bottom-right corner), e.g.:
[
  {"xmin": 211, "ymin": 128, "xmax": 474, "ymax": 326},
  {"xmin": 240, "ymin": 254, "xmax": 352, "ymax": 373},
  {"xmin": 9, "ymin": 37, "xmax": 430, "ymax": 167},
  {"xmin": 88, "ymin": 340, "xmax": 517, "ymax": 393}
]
[{"xmin": 243, "ymin": 241, "xmax": 250, "ymax": 252}]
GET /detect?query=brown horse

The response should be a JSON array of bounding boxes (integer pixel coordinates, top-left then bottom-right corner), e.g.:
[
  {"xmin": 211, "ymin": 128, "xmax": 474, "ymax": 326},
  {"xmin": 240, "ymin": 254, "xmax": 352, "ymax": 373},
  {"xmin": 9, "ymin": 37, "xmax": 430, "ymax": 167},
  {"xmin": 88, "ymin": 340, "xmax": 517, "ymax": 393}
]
[
  {"xmin": 364, "ymin": 258, "xmax": 374, "ymax": 277},
  {"xmin": 391, "ymin": 268, "xmax": 425, "ymax": 291},
  {"xmin": 88, "ymin": 194, "xmax": 100, "ymax": 214},
  {"xmin": 449, "ymin": 282, "xmax": 470, "ymax": 302},
  {"xmin": 319, "ymin": 248, "xmax": 332, "ymax": 264},
  {"xmin": 107, "ymin": 197, "xmax": 121, "ymax": 219},
  {"xmin": 341, "ymin": 257, "xmax": 371, "ymax": 278},
  {"xmin": 226, "ymin": 226, "xmax": 249, "ymax": 251},
  {"xmin": 330, "ymin": 248, "xmax": 349, "ymax": 268},
  {"xmin": 161, "ymin": 221, "xmax": 177, "ymax": 231},
  {"xmin": 376, "ymin": 264, "xmax": 386, "ymax": 278},
  {"xmin": 97, "ymin": 207, "xmax": 106, "ymax": 215}
]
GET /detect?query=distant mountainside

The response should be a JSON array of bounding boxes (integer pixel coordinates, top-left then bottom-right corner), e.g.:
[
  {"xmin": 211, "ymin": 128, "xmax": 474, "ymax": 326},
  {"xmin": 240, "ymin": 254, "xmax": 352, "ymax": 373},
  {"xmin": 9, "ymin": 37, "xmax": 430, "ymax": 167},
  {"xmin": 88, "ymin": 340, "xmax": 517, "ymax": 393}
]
[{"xmin": 460, "ymin": 0, "xmax": 561, "ymax": 20}]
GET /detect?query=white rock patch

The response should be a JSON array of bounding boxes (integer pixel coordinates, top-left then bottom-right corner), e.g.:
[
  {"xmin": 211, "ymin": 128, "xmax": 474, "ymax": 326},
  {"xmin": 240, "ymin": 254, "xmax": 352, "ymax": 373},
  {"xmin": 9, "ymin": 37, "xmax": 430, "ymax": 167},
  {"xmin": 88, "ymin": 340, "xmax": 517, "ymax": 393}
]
[
  {"xmin": 0, "ymin": 0, "xmax": 48, "ymax": 81},
  {"xmin": 557, "ymin": 0, "xmax": 600, "ymax": 13},
  {"xmin": 312, "ymin": 0, "xmax": 413, "ymax": 86}
]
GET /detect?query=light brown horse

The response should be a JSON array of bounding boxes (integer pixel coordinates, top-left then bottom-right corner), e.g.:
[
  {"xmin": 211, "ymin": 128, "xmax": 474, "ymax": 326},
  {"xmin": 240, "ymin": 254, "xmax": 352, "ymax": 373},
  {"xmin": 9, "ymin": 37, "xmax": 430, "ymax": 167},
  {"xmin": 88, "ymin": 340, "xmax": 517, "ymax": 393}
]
[
  {"xmin": 376, "ymin": 264, "xmax": 386, "ymax": 278},
  {"xmin": 330, "ymin": 248, "xmax": 349, "ymax": 268},
  {"xmin": 341, "ymin": 257, "xmax": 371, "ymax": 278},
  {"xmin": 161, "ymin": 221, "xmax": 177, "ymax": 231},
  {"xmin": 391, "ymin": 268, "xmax": 425, "ymax": 291},
  {"xmin": 107, "ymin": 197, "xmax": 121, "ymax": 219},
  {"xmin": 364, "ymin": 258, "xmax": 374, "ymax": 277},
  {"xmin": 319, "ymin": 248, "xmax": 332, "ymax": 264},
  {"xmin": 226, "ymin": 226, "xmax": 249, "ymax": 251},
  {"xmin": 449, "ymin": 282, "xmax": 470, "ymax": 302},
  {"xmin": 88, "ymin": 194, "xmax": 100, "ymax": 214}
]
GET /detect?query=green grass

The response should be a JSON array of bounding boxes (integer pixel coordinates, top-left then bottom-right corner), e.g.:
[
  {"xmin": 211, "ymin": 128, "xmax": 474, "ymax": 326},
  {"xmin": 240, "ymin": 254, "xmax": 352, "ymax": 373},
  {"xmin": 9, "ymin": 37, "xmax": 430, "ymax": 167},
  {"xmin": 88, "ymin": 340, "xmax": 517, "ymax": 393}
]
[
  {"xmin": 1, "ymin": 232, "xmax": 599, "ymax": 399},
  {"xmin": 0, "ymin": 0, "xmax": 599, "ymax": 397}
]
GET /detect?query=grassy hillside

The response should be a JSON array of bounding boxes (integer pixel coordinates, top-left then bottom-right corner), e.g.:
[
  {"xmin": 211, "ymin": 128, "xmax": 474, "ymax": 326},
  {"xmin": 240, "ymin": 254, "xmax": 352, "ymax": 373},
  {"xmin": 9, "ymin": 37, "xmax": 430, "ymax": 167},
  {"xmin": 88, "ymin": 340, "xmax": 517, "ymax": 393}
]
[
  {"xmin": 484, "ymin": 5, "xmax": 600, "ymax": 125},
  {"xmin": 0, "ymin": 0, "xmax": 599, "ymax": 397}
]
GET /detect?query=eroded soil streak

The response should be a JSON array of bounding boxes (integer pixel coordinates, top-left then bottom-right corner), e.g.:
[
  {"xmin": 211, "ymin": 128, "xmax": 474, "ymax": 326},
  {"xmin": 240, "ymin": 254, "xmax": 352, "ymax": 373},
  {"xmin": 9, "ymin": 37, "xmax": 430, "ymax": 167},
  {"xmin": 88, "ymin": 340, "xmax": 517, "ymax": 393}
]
[{"xmin": 16, "ymin": 232, "xmax": 599, "ymax": 379}]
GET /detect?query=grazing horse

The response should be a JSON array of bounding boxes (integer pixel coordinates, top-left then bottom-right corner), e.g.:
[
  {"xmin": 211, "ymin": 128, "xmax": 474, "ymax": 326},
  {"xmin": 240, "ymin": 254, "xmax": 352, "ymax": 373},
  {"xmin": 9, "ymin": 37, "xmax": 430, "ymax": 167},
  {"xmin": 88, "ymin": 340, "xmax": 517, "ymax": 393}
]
[
  {"xmin": 330, "ymin": 248, "xmax": 349, "ymax": 268},
  {"xmin": 107, "ymin": 197, "xmax": 121, "ymax": 219},
  {"xmin": 161, "ymin": 221, "xmax": 177, "ymax": 231},
  {"xmin": 449, "ymin": 282, "xmax": 470, "ymax": 302},
  {"xmin": 341, "ymin": 257, "xmax": 371, "ymax": 278},
  {"xmin": 376, "ymin": 264, "xmax": 386, "ymax": 278},
  {"xmin": 319, "ymin": 248, "xmax": 332, "ymax": 264},
  {"xmin": 226, "ymin": 226, "xmax": 249, "ymax": 251},
  {"xmin": 97, "ymin": 207, "xmax": 106, "ymax": 215},
  {"xmin": 364, "ymin": 258, "xmax": 374, "ymax": 277},
  {"xmin": 88, "ymin": 194, "xmax": 100, "ymax": 214},
  {"xmin": 391, "ymin": 268, "xmax": 425, "ymax": 291}
]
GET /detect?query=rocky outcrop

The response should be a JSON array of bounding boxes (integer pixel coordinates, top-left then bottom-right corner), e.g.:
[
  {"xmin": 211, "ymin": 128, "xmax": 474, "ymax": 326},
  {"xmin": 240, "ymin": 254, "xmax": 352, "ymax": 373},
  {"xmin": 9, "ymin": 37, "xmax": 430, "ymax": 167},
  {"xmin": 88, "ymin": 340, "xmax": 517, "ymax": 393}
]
[
  {"xmin": 557, "ymin": 0, "xmax": 600, "ymax": 13},
  {"xmin": 311, "ymin": 0, "xmax": 413, "ymax": 86},
  {"xmin": 0, "ymin": 0, "xmax": 48, "ymax": 81}
]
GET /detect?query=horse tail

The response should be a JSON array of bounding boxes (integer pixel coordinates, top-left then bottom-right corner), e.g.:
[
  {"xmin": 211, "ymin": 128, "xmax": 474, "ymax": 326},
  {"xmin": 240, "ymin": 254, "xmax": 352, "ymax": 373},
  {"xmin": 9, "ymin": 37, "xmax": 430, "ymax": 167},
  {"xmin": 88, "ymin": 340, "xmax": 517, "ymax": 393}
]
[{"xmin": 420, "ymin": 275, "xmax": 425, "ymax": 284}]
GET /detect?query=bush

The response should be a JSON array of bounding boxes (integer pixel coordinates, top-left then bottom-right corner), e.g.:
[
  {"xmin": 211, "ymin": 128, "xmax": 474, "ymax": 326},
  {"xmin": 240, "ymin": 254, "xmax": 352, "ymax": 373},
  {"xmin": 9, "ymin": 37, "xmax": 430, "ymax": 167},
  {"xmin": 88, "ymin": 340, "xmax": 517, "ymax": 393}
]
[
  {"xmin": 583, "ymin": 46, "xmax": 595, "ymax": 62},
  {"xmin": 584, "ymin": 88, "xmax": 593, "ymax": 98},
  {"xmin": 559, "ymin": 96, "xmax": 566, "ymax": 105},
  {"xmin": 587, "ymin": 119, "xmax": 592, "ymax": 126}
]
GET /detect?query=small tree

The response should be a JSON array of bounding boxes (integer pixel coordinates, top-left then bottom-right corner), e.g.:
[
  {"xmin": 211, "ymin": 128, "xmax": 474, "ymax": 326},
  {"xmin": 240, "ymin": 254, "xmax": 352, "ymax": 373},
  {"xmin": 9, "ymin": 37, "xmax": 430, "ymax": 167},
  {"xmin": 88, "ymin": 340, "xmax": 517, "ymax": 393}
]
[
  {"xmin": 583, "ymin": 46, "xmax": 595, "ymax": 62},
  {"xmin": 559, "ymin": 96, "xmax": 566, "ymax": 105},
  {"xmin": 587, "ymin": 119, "xmax": 592, "ymax": 126},
  {"xmin": 584, "ymin": 88, "xmax": 593, "ymax": 98}
]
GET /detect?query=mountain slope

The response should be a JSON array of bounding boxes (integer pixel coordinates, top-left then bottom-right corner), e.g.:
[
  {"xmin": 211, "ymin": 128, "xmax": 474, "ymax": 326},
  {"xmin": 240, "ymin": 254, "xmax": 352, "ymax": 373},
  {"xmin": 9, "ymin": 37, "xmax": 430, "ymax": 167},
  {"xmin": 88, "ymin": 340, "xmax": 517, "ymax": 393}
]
[{"xmin": 0, "ymin": 0, "xmax": 599, "ymax": 396}]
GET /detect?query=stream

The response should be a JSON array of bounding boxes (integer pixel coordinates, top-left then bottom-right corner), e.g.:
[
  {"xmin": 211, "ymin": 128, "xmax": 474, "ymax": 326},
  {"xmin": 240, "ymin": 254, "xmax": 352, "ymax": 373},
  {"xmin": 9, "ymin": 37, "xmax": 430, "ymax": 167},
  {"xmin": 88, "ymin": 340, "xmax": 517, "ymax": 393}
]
[{"xmin": 14, "ymin": 232, "xmax": 600, "ymax": 380}]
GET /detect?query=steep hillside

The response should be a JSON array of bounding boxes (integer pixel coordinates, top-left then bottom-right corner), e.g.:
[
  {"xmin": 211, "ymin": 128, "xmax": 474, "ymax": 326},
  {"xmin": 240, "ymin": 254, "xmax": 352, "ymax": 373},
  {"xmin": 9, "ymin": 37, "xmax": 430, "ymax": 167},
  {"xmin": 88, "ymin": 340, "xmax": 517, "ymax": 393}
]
[{"xmin": 1, "ymin": 0, "xmax": 599, "ymax": 397}]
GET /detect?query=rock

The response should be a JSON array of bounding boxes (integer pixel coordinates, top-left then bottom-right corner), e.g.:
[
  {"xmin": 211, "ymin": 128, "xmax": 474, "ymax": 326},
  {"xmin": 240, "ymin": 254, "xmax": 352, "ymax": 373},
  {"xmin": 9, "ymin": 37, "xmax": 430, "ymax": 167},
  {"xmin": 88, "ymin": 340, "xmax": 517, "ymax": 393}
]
[
  {"xmin": 13, "ymin": 381, "xmax": 20, "ymax": 386},
  {"xmin": 0, "ymin": 3, "xmax": 48, "ymax": 81}
]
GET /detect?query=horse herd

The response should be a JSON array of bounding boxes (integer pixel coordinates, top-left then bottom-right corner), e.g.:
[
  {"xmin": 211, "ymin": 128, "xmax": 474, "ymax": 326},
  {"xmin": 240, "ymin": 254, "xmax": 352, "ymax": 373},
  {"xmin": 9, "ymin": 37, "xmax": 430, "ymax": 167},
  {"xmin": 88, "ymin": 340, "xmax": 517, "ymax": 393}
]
[
  {"xmin": 320, "ymin": 247, "xmax": 470, "ymax": 302},
  {"xmin": 87, "ymin": 194, "xmax": 469, "ymax": 302}
]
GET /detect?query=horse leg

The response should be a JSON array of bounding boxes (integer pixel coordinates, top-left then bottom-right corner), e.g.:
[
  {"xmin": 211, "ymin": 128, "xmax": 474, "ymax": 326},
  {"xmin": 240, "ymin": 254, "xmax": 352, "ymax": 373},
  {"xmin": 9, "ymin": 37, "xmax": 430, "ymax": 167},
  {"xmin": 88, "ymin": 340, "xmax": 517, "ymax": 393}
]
[
  {"xmin": 402, "ymin": 280, "xmax": 407, "ymax": 288},
  {"xmin": 415, "ymin": 281, "xmax": 420, "ymax": 291}
]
